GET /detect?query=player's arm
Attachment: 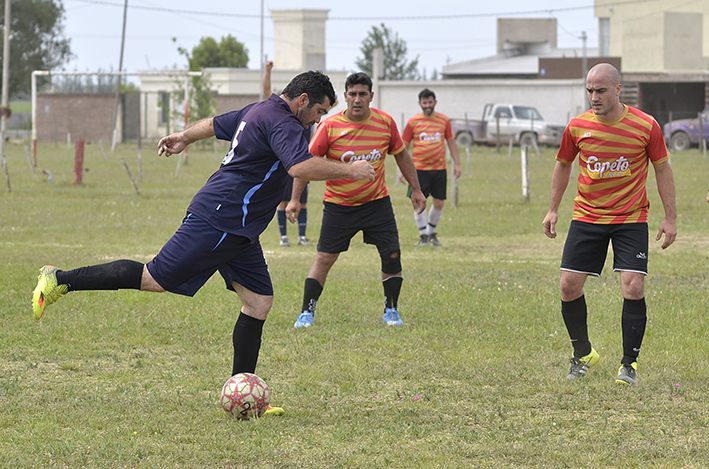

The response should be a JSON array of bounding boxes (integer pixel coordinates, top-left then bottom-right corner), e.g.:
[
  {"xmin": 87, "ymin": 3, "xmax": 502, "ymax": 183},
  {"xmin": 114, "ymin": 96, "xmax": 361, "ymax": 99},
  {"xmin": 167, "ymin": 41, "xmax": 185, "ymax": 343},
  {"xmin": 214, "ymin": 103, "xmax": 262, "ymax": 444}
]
[
  {"xmin": 447, "ymin": 137, "xmax": 462, "ymax": 179},
  {"xmin": 542, "ymin": 160, "xmax": 573, "ymax": 239},
  {"xmin": 286, "ymin": 177, "xmax": 310, "ymax": 223},
  {"xmin": 262, "ymin": 60, "xmax": 273, "ymax": 99},
  {"xmin": 394, "ymin": 148, "xmax": 426, "ymax": 214},
  {"xmin": 288, "ymin": 156, "xmax": 374, "ymax": 183},
  {"xmin": 653, "ymin": 160, "xmax": 677, "ymax": 249},
  {"xmin": 157, "ymin": 117, "xmax": 215, "ymax": 157}
]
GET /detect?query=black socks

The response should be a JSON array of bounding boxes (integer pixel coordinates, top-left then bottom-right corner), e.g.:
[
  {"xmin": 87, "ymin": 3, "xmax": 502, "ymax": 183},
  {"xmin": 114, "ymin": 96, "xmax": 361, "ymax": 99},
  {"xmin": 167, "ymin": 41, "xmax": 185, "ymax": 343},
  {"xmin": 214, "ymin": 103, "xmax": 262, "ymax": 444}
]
[
  {"xmin": 56, "ymin": 260, "xmax": 144, "ymax": 291},
  {"xmin": 301, "ymin": 277, "xmax": 323, "ymax": 314},
  {"xmin": 621, "ymin": 298, "xmax": 647, "ymax": 365},
  {"xmin": 232, "ymin": 312, "xmax": 265, "ymax": 376},
  {"xmin": 383, "ymin": 276, "xmax": 403, "ymax": 309},
  {"xmin": 561, "ymin": 295, "xmax": 592, "ymax": 358}
]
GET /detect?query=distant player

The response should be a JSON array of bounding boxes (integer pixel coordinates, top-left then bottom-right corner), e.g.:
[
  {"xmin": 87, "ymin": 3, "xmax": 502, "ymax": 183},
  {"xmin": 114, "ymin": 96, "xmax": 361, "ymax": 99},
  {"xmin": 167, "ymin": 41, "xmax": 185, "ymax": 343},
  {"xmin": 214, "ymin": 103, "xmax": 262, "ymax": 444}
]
[
  {"xmin": 288, "ymin": 72, "xmax": 426, "ymax": 328},
  {"xmin": 402, "ymin": 88, "xmax": 461, "ymax": 246},
  {"xmin": 542, "ymin": 63, "xmax": 677, "ymax": 386}
]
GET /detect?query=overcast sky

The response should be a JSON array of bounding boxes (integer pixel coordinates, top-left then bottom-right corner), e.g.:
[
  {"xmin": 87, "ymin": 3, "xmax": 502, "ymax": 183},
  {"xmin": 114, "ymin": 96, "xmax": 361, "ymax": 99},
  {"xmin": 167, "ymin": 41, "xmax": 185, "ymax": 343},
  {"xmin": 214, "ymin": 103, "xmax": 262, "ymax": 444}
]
[{"xmin": 62, "ymin": 0, "xmax": 599, "ymax": 75}]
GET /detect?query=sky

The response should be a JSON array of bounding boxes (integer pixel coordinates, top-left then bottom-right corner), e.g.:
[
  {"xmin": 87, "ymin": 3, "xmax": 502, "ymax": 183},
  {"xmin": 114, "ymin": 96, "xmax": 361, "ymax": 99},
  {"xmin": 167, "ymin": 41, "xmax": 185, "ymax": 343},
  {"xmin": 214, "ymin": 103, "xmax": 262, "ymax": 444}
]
[{"xmin": 61, "ymin": 0, "xmax": 600, "ymax": 76}]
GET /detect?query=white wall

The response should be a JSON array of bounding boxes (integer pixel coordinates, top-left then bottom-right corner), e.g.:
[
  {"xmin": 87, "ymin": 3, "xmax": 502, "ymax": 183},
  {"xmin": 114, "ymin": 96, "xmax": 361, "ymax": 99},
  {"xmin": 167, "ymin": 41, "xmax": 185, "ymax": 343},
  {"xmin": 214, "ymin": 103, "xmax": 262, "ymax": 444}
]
[{"xmin": 376, "ymin": 78, "xmax": 587, "ymax": 129}]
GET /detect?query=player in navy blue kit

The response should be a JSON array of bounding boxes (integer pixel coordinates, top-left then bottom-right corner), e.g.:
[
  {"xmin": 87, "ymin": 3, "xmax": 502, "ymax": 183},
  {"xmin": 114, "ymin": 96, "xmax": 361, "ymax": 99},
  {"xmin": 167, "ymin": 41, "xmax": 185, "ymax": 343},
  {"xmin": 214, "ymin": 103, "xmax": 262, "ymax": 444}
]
[{"xmin": 31, "ymin": 71, "xmax": 375, "ymax": 400}]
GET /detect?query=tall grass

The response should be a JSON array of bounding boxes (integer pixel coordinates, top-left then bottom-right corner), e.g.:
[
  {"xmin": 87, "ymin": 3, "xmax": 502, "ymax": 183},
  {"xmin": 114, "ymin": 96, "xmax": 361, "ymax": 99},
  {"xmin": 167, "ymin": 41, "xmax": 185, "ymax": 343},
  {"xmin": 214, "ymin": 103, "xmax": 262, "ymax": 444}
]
[{"xmin": 1, "ymin": 140, "xmax": 708, "ymax": 468}]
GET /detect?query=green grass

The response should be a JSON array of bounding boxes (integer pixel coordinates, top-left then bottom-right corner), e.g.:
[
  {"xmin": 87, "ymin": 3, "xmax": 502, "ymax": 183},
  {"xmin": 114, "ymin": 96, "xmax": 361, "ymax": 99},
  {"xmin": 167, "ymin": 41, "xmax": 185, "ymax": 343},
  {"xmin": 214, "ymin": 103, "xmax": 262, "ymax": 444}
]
[
  {"xmin": 1, "ymin": 140, "xmax": 709, "ymax": 468},
  {"xmin": 10, "ymin": 101, "xmax": 31, "ymax": 113}
]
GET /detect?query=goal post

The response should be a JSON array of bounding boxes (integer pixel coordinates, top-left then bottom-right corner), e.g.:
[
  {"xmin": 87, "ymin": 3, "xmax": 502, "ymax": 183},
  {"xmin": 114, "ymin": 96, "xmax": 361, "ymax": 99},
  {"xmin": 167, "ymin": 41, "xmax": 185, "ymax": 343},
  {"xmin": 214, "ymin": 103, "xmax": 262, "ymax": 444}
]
[{"xmin": 31, "ymin": 70, "xmax": 201, "ymax": 164}]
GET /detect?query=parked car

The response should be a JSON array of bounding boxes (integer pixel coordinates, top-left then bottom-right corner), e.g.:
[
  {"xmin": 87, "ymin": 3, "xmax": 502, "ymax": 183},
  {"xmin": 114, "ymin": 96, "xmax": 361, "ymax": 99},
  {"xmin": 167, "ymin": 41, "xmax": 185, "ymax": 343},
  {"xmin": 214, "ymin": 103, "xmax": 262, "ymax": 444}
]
[
  {"xmin": 450, "ymin": 104, "xmax": 564, "ymax": 147},
  {"xmin": 663, "ymin": 107, "xmax": 709, "ymax": 151}
]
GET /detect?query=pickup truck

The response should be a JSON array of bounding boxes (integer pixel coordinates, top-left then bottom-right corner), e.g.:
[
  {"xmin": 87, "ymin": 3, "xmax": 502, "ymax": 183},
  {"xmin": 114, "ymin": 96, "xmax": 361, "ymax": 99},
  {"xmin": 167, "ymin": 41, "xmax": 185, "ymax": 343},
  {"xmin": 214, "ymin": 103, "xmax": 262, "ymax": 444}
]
[
  {"xmin": 663, "ymin": 107, "xmax": 709, "ymax": 151},
  {"xmin": 450, "ymin": 103, "xmax": 564, "ymax": 148}
]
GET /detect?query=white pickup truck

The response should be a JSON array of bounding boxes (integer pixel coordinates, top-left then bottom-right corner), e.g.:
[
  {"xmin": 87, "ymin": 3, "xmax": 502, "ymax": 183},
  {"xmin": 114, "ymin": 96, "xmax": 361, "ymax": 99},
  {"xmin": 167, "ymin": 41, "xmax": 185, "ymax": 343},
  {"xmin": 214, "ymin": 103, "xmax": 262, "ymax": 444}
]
[{"xmin": 450, "ymin": 103, "xmax": 564, "ymax": 147}]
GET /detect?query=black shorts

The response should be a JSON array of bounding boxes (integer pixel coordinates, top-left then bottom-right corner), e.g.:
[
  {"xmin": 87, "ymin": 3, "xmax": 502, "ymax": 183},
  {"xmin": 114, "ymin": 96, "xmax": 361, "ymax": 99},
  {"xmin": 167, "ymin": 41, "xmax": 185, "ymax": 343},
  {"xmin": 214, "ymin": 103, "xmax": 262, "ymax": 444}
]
[
  {"xmin": 408, "ymin": 169, "xmax": 447, "ymax": 200},
  {"xmin": 282, "ymin": 177, "xmax": 309, "ymax": 204},
  {"xmin": 317, "ymin": 196, "xmax": 400, "ymax": 254},
  {"xmin": 146, "ymin": 213, "xmax": 273, "ymax": 297},
  {"xmin": 561, "ymin": 220, "xmax": 649, "ymax": 276}
]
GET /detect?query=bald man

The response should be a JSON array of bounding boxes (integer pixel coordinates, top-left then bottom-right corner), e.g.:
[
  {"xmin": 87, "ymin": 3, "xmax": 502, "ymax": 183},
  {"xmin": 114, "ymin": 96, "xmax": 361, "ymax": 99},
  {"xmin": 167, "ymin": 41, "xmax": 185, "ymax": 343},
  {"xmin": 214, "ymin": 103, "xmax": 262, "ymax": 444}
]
[{"xmin": 542, "ymin": 63, "xmax": 677, "ymax": 386}]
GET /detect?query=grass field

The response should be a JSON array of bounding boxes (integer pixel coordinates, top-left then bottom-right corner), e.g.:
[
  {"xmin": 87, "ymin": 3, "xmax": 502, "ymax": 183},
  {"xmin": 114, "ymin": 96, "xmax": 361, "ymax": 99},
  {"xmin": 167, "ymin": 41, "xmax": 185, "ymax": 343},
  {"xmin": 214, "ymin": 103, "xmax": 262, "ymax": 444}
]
[{"xmin": 1, "ymin": 139, "xmax": 709, "ymax": 468}]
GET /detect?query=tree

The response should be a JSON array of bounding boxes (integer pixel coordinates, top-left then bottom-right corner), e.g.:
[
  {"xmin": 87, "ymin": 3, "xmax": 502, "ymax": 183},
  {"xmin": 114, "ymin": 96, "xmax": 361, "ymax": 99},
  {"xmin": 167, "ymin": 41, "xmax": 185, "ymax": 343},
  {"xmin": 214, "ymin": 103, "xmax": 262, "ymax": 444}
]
[
  {"xmin": 0, "ymin": 0, "xmax": 72, "ymax": 99},
  {"xmin": 189, "ymin": 35, "xmax": 249, "ymax": 70},
  {"xmin": 355, "ymin": 23, "xmax": 419, "ymax": 80}
]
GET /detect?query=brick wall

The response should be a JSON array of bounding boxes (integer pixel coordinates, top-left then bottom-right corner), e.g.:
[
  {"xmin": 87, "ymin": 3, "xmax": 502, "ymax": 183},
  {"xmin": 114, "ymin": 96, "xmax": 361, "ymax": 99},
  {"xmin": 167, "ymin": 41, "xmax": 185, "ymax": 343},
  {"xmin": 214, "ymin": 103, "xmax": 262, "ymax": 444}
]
[{"xmin": 36, "ymin": 94, "xmax": 115, "ymax": 143}]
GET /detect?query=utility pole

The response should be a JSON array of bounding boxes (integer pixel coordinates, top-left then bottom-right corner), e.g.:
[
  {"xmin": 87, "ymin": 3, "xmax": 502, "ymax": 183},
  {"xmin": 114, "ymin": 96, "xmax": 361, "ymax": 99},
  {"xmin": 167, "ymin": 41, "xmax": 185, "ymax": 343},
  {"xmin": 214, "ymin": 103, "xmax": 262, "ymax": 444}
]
[
  {"xmin": 1, "ymin": 0, "xmax": 12, "ymax": 190},
  {"xmin": 580, "ymin": 31, "xmax": 588, "ymax": 110},
  {"xmin": 111, "ymin": 0, "xmax": 129, "ymax": 152}
]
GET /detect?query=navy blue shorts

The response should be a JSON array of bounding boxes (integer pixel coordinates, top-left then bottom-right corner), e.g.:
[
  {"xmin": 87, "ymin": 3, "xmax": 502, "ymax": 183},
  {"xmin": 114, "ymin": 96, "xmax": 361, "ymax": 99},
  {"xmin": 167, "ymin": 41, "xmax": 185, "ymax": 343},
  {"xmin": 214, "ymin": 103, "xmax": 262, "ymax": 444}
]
[
  {"xmin": 408, "ymin": 169, "xmax": 447, "ymax": 200},
  {"xmin": 561, "ymin": 220, "xmax": 649, "ymax": 276},
  {"xmin": 317, "ymin": 196, "xmax": 400, "ymax": 254},
  {"xmin": 146, "ymin": 213, "xmax": 273, "ymax": 297}
]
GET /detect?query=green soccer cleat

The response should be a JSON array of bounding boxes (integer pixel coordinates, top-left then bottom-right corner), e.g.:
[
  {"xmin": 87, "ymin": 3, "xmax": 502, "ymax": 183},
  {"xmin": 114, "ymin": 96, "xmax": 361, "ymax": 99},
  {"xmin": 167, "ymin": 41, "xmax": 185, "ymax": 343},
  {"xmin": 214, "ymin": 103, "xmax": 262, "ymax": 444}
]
[
  {"xmin": 566, "ymin": 347, "xmax": 600, "ymax": 381},
  {"xmin": 32, "ymin": 265, "xmax": 68, "ymax": 320},
  {"xmin": 263, "ymin": 406, "xmax": 285, "ymax": 416},
  {"xmin": 616, "ymin": 362, "xmax": 638, "ymax": 386}
]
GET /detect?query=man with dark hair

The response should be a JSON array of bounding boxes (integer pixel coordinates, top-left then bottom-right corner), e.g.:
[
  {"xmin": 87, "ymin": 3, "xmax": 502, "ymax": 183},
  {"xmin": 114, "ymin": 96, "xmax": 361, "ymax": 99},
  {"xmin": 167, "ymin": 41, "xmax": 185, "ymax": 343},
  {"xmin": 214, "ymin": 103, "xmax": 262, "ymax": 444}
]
[
  {"xmin": 288, "ymin": 72, "xmax": 426, "ymax": 328},
  {"xmin": 543, "ymin": 63, "xmax": 677, "ymax": 386},
  {"xmin": 402, "ymin": 88, "xmax": 461, "ymax": 246},
  {"xmin": 32, "ymin": 70, "xmax": 375, "ymax": 405}
]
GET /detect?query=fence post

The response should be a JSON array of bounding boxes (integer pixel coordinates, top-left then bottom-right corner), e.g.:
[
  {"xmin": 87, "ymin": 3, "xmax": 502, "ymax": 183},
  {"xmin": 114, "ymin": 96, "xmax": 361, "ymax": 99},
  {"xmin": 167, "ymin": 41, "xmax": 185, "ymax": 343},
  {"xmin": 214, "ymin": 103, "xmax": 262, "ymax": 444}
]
[
  {"xmin": 74, "ymin": 138, "xmax": 85, "ymax": 185},
  {"xmin": 521, "ymin": 145, "xmax": 530, "ymax": 203}
]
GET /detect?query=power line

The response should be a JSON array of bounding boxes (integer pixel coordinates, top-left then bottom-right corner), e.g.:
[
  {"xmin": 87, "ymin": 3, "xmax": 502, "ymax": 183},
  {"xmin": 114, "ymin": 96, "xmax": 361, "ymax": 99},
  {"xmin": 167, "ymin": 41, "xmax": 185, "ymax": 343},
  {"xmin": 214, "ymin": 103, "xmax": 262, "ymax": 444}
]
[{"xmin": 68, "ymin": 0, "xmax": 662, "ymax": 21}]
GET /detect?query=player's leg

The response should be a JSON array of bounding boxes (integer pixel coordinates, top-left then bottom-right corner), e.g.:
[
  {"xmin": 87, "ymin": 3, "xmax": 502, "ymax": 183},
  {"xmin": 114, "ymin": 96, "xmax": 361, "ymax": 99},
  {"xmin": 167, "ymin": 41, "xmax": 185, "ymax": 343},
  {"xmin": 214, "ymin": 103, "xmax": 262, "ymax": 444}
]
[
  {"xmin": 362, "ymin": 197, "xmax": 404, "ymax": 326},
  {"xmin": 559, "ymin": 221, "xmax": 608, "ymax": 379},
  {"xmin": 412, "ymin": 170, "xmax": 432, "ymax": 246},
  {"xmin": 295, "ymin": 252, "xmax": 340, "ymax": 328},
  {"xmin": 219, "ymin": 238, "xmax": 274, "ymax": 376},
  {"xmin": 427, "ymin": 198, "xmax": 445, "ymax": 246},
  {"xmin": 231, "ymin": 283, "xmax": 273, "ymax": 375},
  {"xmin": 297, "ymin": 182, "xmax": 311, "ymax": 245},
  {"xmin": 278, "ymin": 177, "xmax": 295, "ymax": 246},
  {"xmin": 295, "ymin": 201, "xmax": 354, "ymax": 328},
  {"xmin": 32, "ymin": 260, "xmax": 147, "ymax": 319},
  {"xmin": 426, "ymin": 170, "xmax": 448, "ymax": 246},
  {"xmin": 612, "ymin": 223, "xmax": 648, "ymax": 385},
  {"xmin": 277, "ymin": 200, "xmax": 290, "ymax": 246}
]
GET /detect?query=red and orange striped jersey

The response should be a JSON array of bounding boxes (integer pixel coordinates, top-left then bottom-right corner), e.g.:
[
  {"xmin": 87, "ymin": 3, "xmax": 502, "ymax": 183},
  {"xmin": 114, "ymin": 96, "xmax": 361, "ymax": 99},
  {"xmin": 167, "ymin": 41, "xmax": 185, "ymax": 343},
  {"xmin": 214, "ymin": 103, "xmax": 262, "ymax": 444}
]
[
  {"xmin": 556, "ymin": 104, "xmax": 669, "ymax": 224},
  {"xmin": 309, "ymin": 107, "xmax": 405, "ymax": 206},
  {"xmin": 402, "ymin": 112, "xmax": 453, "ymax": 171}
]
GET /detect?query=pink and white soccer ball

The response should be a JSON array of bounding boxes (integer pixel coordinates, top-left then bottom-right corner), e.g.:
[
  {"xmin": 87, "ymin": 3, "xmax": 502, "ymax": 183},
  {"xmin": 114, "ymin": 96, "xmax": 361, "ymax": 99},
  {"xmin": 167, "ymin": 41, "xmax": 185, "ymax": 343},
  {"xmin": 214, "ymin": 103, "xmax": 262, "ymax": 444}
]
[{"xmin": 220, "ymin": 373, "xmax": 270, "ymax": 419}]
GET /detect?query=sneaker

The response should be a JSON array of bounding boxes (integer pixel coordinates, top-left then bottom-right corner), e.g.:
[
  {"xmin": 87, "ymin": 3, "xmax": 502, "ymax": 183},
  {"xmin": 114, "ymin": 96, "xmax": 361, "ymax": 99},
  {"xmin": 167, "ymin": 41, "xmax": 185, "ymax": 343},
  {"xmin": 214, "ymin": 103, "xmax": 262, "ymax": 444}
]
[
  {"xmin": 417, "ymin": 234, "xmax": 429, "ymax": 246},
  {"xmin": 566, "ymin": 348, "xmax": 600, "ymax": 380},
  {"xmin": 263, "ymin": 405, "xmax": 285, "ymax": 416},
  {"xmin": 32, "ymin": 265, "xmax": 68, "ymax": 320},
  {"xmin": 383, "ymin": 307, "xmax": 403, "ymax": 326},
  {"xmin": 294, "ymin": 311, "xmax": 314, "ymax": 328},
  {"xmin": 616, "ymin": 362, "xmax": 638, "ymax": 386},
  {"xmin": 279, "ymin": 236, "xmax": 290, "ymax": 247},
  {"xmin": 297, "ymin": 236, "xmax": 312, "ymax": 246},
  {"xmin": 429, "ymin": 233, "xmax": 443, "ymax": 247}
]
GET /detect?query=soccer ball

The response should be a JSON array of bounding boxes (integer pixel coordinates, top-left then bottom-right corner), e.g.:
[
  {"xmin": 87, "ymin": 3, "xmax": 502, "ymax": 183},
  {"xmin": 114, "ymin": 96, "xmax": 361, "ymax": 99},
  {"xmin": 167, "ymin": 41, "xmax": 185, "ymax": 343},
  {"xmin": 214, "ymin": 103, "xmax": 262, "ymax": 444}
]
[{"xmin": 220, "ymin": 373, "xmax": 270, "ymax": 419}]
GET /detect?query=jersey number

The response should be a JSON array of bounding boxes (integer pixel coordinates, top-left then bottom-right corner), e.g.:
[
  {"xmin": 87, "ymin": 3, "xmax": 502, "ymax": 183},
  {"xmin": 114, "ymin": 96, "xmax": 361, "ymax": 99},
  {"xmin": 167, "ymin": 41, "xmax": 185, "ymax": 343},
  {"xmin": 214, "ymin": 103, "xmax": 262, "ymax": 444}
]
[{"xmin": 222, "ymin": 121, "xmax": 247, "ymax": 165}]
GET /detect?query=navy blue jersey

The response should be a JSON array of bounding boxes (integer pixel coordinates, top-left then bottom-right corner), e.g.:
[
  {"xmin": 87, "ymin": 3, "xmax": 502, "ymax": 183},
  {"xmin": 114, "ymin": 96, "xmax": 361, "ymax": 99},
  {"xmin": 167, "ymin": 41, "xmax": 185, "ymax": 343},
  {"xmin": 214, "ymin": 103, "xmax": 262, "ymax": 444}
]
[{"xmin": 187, "ymin": 95, "xmax": 313, "ymax": 240}]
